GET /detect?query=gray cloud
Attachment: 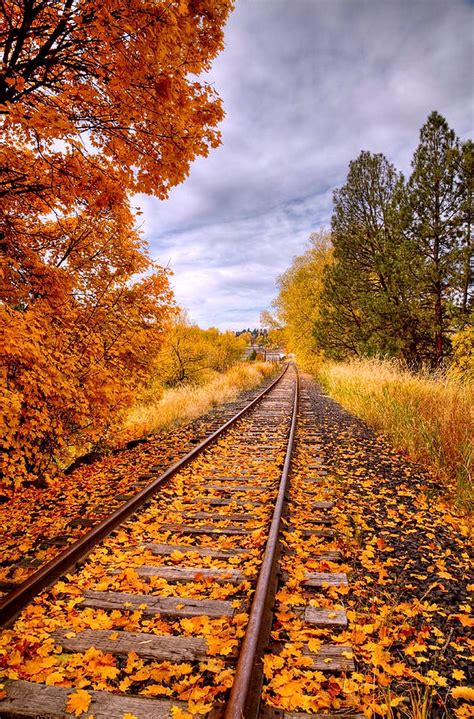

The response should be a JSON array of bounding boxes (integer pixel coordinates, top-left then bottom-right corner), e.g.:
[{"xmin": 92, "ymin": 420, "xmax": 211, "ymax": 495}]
[{"xmin": 137, "ymin": 0, "xmax": 474, "ymax": 329}]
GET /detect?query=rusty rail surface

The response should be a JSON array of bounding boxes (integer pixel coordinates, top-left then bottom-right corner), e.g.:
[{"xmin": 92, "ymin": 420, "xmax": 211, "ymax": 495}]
[
  {"xmin": 0, "ymin": 364, "xmax": 289, "ymax": 628},
  {"xmin": 224, "ymin": 366, "xmax": 299, "ymax": 719}
]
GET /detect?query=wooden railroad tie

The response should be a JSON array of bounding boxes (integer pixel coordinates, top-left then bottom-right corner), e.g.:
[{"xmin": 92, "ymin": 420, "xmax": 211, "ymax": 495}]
[
  {"xmin": 109, "ymin": 565, "xmax": 247, "ymax": 582},
  {"xmin": 141, "ymin": 542, "xmax": 245, "ymax": 558},
  {"xmin": 82, "ymin": 589, "xmax": 238, "ymax": 617},
  {"xmin": 1, "ymin": 680, "xmax": 214, "ymax": 719}
]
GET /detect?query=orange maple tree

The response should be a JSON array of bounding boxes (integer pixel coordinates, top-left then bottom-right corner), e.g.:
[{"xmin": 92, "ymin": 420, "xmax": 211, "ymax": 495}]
[
  {"xmin": 0, "ymin": 0, "xmax": 233, "ymax": 491},
  {"xmin": 1, "ymin": 0, "xmax": 232, "ymax": 198}
]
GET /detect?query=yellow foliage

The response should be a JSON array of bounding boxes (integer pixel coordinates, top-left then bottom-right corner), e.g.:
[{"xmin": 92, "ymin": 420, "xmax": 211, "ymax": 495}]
[
  {"xmin": 120, "ymin": 361, "xmax": 275, "ymax": 441},
  {"xmin": 449, "ymin": 326, "xmax": 474, "ymax": 382},
  {"xmin": 273, "ymin": 230, "xmax": 332, "ymax": 371}
]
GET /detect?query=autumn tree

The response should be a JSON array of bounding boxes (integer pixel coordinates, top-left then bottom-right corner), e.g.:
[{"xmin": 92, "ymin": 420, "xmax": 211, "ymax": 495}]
[
  {"xmin": 207, "ymin": 328, "xmax": 247, "ymax": 372},
  {"xmin": 259, "ymin": 311, "xmax": 286, "ymax": 349},
  {"xmin": 1, "ymin": 199, "xmax": 175, "ymax": 490},
  {"xmin": 0, "ymin": 0, "xmax": 232, "ymax": 492},
  {"xmin": 1, "ymin": 0, "xmax": 232, "ymax": 202},
  {"xmin": 274, "ymin": 231, "xmax": 332, "ymax": 369},
  {"xmin": 151, "ymin": 315, "xmax": 246, "ymax": 387},
  {"xmin": 237, "ymin": 330, "xmax": 254, "ymax": 346},
  {"xmin": 271, "ymin": 114, "xmax": 471, "ymax": 370},
  {"xmin": 407, "ymin": 111, "xmax": 465, "ymax": 365}
]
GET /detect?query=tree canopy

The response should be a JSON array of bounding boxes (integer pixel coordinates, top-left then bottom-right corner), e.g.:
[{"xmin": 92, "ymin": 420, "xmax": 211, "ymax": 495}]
[
  {"xmin": 1, "ymin": 0, "xmax": 233, "ymax": 492},
  {"xmin": 274, "ymin": 113, "xmax": 473, "ymax": 370}
]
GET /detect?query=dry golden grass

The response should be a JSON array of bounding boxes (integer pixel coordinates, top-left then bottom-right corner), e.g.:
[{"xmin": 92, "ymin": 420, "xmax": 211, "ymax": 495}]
[
  {"xmin": 119, "ymin": 362, "xmax": 277, "ymax": 442},
  {"xmin": 318, "ymin": 358, "xmax": 473, "ymax": 510}
]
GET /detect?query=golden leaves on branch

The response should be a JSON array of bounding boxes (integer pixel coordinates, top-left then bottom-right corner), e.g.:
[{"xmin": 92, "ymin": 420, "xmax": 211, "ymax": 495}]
[{"xmin": 1, "ymin": 0, "xmax": 233, "ymax": 491}]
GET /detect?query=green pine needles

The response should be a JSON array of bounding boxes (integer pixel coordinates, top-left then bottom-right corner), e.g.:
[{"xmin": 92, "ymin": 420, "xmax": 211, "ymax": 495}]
[{"xmin": 316, "ymin": 112, "xmax": 473, "ymax": 369}]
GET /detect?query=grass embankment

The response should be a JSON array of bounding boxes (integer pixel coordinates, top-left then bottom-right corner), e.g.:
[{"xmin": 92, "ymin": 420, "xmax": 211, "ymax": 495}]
[
  {"xmin": 317, "ymin": 358, "xmax": 473, "ymax": 510},
  {"xmin": 120, "ymin": 361, "xmax": 278, "ymax": 441}
]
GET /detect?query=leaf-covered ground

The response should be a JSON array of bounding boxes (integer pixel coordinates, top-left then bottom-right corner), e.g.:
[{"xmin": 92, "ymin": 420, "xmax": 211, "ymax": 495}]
[
  {"xmin": 1, "ymin": 370, "xmax": 471, "ymax": 718},
  {"xmin": 262, "ymin": 374, "xmax": 472, "ymax": 718},
  {"xmin": 0, "ymin": 375, "xmax": 276, "ymax": 595},
  {"xmin": 0, "ymin": 375, "xmax": 294, "ymax": 717}
]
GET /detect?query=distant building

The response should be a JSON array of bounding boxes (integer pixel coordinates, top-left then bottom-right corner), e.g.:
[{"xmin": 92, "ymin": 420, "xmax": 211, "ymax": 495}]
[
  {"xmin": 264, "ymin": 349, "xmax": 286, "ymax": 362},
  {"xmin": 242, "ymin": 344, "xmax": 262, "ymax": 359},
  {"xmin": 242, "ymin": 345, "xmax": 286, "ymax": 362}
]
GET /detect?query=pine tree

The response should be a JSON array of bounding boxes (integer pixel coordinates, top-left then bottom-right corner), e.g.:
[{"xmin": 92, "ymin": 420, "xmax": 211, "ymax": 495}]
[
  {"xmin": 316, "ymin": 151, "xmax": 424, "ymax": 364},
  {"xmin": 407, "ymin": 111, "xmax": 462, "ymax": 365}
]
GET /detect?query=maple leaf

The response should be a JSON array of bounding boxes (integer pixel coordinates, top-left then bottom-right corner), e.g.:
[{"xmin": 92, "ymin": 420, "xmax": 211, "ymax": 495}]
[
  {"xmin": 426, "ymin": 670, "xmax": 448, "ymax": 687},
  {"xmin": 452, "ymin": 687, "xmax": 474, "ymax": 701},
  {"xmin": 143, "ymin": 684, "xmax": 173, "ymax": 697},
  {"xmin": 171, "ymin": 707, "xmax": 193, "ymax": 719},
  {"xmin": 66, "ymin": 689, "xmax": 92, "ymax": 716},
  {"xmin": 456, "ymin": 614, "xmax": 474, "ymax": 628},
  {"xmin": 45, "ymin": 671, "xmax": 65, "ymax": 686},
  {"xmin": 207, "ymin": 636, "xmax": 237, "ymax": 656}
]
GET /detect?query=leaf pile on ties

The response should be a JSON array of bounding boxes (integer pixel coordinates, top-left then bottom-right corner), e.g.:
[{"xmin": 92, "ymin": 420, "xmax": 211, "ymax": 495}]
[
  {"xmin": 0, "ymin": 415, "xmax": 289, "ymax": 716},
  {"xmin": 0, "ymin": 374, "xmax": 471, "ymax": 718},
  {"xmin": 262, "ymin": 377, "xmax": 472, "ymax": 718},
  {"xmin": 0, "ymin": 391, "xmax": 265, "ymax": 595}
]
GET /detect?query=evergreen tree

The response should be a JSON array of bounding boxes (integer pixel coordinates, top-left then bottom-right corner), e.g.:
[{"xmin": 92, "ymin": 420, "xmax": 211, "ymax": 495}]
[
  {"xmin": 407, "ymin": 111, "xmax": 462, "ymax": 365},
  {"xmin": 316, "ymin": 151, "xmax": 424, "ymax": 364}
]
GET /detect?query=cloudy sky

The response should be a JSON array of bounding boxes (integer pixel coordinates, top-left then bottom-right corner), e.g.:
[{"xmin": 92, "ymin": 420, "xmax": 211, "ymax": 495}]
[{"xmin": 138, "ymin": 0, "xmax": 474, "ymax": 330}]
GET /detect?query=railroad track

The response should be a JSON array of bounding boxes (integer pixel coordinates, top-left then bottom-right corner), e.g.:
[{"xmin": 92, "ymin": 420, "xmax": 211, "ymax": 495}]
[
  {"xmin": 0, "ymin": 371, "xmax": 280, "ymax": 597},
  {"xmin": 0, "ymin": 365, "xmax": 362, "ymax": 719}
]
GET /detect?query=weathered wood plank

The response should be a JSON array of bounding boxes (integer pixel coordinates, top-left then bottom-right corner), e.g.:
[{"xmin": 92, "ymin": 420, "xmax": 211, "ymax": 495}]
[
  {"xmin": 141, "ymin": 542, "xmax": 244, "ymax": 558},
  {"xmin": 158, "ymin": 523, "xmax": 254, "ymax": 535},
  {"xmin": 67, "ymin": 517, "xmax": 96, "ymax": 528},
  {"xmin": 304, "ymin": 608, "xmax": 348, "ymax": 627},
  {"xmin": 188, "ymin": 497, "xmax": 262, "ymax": 506},
  {"xmin": 1, "ymin": 679, "xmax": 197, "ymax": 719},
  {"xmin": 312, "ymin": 550, "xmax": 341, "ymax": 561},
  {"xmin": 39, "ymin": 536, "xmax": 69, "ymax": 547},
  {"xmin": 206, "ymin": 484, "xmax": 268, "ymax": 492},
  {"xmin": 82, "ymin": 590, "xmax": 235, "ymax": 617},
  {"xmin": 203, "ymin": 475, "xmax": 258, "ymax": 481},
  {"xmin": 0, "ymin": 580, "xmax": 17, "ymax": 591},
  {"xmin": 303, "ymin": 572, "xmax": 348, "ymax": 587},
  {"xmin": 302, "ymin": 644, "xmax": 355, "ymax": 671},
  {"xmin": 53, "ymin": 628, "xmax": 209, "ymax": 661},
  {"xmin": 306, "ymin": 516, "xmax": 334, "ymax": 525},
  {"xmin": 284, "ymin": 549, "xmax": 341, "ymax": 562},
  {"xmin": 287, "ymin": 527, "xmax": 334, "ymax": 538},
  {"xmin": 312, "ymin": 501, "xmax": 335, "ymax": 510},
  {"xmin": 9, "ymin": 558, "xmax": 42, "ymax": 569},
  {"xmin": 179, "ymin": 511, "xmax": 259, "ymax": 522},
  {"xmin": 112, "ymin": 565, "xmax": 246, "ymax": 582}
]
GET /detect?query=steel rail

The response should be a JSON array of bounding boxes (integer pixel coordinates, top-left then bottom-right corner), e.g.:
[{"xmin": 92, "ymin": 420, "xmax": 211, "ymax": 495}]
[
  {"xmin": 0, "ymin": 364, "xmax": 290, "ymax": 628},
  {"xmin": 224, "ymin": 364, "xmax": 299, "ymax": 719}
]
